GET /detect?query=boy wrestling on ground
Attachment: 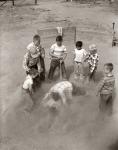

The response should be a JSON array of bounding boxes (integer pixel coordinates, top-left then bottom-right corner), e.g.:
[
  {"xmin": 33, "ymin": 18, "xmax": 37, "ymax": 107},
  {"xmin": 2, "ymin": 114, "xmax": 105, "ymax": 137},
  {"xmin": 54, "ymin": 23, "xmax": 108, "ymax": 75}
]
[{"xmin": 42, "ymin": 79, "xmax": 81, "ymax": 110}]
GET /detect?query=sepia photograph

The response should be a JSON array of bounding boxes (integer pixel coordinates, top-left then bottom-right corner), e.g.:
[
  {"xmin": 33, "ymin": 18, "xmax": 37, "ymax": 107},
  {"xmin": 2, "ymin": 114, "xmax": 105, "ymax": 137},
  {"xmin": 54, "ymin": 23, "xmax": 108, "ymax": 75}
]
[{"xmin": 0, "ymin": 0, "xmax": 118, "ymax": 150}]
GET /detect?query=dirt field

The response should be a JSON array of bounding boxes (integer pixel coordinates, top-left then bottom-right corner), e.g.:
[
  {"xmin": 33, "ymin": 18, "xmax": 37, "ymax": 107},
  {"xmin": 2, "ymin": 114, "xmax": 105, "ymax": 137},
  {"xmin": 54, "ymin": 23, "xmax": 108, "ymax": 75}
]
[{"xmin": 0, "ymin": 0, "xmax": 118, "ymax": 150}]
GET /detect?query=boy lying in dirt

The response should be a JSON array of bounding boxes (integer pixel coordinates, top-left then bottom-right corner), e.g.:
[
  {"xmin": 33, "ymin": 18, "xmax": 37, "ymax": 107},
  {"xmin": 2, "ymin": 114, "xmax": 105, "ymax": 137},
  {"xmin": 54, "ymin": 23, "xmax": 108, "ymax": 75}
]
[{"xmin": 42, "ymin": 79, "xmax": 84, "ymax": 110}]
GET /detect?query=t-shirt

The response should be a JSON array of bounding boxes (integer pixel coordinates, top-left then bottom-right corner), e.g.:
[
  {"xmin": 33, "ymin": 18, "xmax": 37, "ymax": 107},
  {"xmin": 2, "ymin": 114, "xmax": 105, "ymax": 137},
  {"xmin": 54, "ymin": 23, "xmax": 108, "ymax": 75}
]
[
  {"xmin": 50, "ymin": 43, "xmax": 67, "ymax": 57},
  {"xmin": 98, "ymin": 74, "xmax": 115, "ymax": 95},
  {"xmin": 74, "ymin": 48, "xmax": 87, "ymax": 63},
  {"xmin": 23, "ymin": 75, "xmax": 33, "ymax": 90}
]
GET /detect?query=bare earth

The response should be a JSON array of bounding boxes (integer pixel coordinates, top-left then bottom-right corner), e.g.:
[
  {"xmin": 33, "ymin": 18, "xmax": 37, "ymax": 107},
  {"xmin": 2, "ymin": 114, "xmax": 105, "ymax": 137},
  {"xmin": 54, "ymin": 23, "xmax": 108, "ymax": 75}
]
[{"xmin": 0, "ymin": 0, "xmax": 118, "ymax": 150}]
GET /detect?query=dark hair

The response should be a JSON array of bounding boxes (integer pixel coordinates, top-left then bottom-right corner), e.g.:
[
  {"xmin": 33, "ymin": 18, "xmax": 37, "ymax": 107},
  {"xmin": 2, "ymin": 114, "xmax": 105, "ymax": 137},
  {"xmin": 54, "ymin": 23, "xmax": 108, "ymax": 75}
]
[
  {"xmin": 76, "ymin": 41, "xmax": 83, "ymax": 48},
  {"xmin": 56, "ymin": 35, "xmax": 63, "ymax": 42},
  {"xmin": 33, "ymin": 34, "xmax": 40, "ymax": 41},
  {"xmin": 104, "ymin": 63, "xmax": 114, "ymax": 72},
  {"xmin": 28, "ymin": 68, "xmax": 39, "ymax": 77},
  {"xmin": 51, "ymin": 92, "xmax": 60, "ymax": 101}
]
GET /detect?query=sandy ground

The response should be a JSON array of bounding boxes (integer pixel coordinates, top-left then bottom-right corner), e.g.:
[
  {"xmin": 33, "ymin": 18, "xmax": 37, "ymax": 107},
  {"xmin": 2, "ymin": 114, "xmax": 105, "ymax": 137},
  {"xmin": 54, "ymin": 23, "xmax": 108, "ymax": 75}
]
[{"xmin": 0, "ymin": 0, "xmax": 118, "ymax": 150}]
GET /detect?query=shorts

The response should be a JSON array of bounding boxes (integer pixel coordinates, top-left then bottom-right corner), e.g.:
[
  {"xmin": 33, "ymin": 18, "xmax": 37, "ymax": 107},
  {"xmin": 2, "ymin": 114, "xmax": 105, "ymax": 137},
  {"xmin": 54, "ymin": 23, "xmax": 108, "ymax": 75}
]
[{"xmin": 74, "ymin": 61, "xmax": 83, "ymax": 76}]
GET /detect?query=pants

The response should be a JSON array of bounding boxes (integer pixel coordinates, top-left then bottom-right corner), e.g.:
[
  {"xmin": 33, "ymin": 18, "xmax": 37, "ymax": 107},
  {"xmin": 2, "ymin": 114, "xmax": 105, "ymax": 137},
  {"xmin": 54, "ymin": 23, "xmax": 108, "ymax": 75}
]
[
  {"xmin": 89, "ymin": 66, "xmax": 97, "ymax": 81},
  {"xmin": 48, "ymin": 59, "xmax": 67, "ymax": 80},
  {"xmin": 99, "ymin": 94, "xmax": 113, "ymax": 113},
  {"xmin": 40, "ymin": 56, "xmax": 45, "ymax": 81}
]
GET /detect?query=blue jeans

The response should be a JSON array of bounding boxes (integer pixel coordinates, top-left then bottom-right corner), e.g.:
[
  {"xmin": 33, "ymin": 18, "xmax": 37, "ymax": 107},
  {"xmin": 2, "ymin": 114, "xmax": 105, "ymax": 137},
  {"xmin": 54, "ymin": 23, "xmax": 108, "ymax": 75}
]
[{"xmin": 48, "ymin": 59, "xmax": 67, "ymax": 80}]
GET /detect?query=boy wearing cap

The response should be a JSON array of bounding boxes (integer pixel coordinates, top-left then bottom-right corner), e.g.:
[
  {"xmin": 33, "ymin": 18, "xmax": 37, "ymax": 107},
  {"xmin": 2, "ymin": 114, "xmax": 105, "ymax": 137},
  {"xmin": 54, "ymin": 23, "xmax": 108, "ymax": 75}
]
[
  {"xmin": 85, "ymin": 44, "xmax": 99, "ymax": 81},
  {"xmin": 23, "ymin": 35, "xmax": 45, "ymax": 83}
]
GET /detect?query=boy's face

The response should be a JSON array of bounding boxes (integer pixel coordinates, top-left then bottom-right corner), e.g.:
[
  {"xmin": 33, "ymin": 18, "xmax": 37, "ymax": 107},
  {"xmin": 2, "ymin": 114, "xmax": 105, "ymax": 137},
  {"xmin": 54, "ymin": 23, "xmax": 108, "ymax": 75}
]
[
  {"xmin": 33, "ymin": 39, "xmax": 40, "ymax": 46},
  {"xmin": 76, "ymin": 46, "xmax": 82, "ymax": 50},
  {"xmin": 56, "ymin": 41, "xmax": 62, "ymax": 47},
  {"xmin": 89, "ymin": 50, "xmax": 96, "ymax": 55},
  {"xmin": 104, "ymin": 65, "xmax": 111, "ymax": 75}
]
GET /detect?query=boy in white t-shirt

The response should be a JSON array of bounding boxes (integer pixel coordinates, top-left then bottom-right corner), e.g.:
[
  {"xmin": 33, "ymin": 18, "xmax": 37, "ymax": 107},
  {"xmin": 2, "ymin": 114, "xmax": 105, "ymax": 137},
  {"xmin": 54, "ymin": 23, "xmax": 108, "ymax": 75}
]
[
  {"xmin": 48, "ymin": 35, "xmax": 67, "ymax": 80},
  {"xmin": 73, "ymin": 41, "xmax": 87, "ymax": 79},
  {"xmin": 23, "ymin": 68, "xmax": 39, "ymax": 94}
]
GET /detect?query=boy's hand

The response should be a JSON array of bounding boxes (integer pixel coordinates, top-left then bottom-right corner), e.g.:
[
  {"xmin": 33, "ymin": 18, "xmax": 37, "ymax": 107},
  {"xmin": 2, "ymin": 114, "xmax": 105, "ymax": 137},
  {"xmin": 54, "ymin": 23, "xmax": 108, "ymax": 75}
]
[
  {"xmin": 38, "ymin": 68, "xmax": 43, "ymax": 73},
  {"xmin": 26, "ymin": 68, "xmax": 30, "ymax": 72}
]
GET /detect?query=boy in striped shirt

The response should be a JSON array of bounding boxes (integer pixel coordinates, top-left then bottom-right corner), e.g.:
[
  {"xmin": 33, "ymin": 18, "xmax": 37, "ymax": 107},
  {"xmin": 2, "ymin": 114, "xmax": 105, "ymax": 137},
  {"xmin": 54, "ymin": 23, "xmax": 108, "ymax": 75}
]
[
  {"xmin": 48, "ymin": 35, "xmax": 67, "ymax": 80},
  {"xmin": 97, "ymin": 63, "xmax": 115, "ymax": 113}
]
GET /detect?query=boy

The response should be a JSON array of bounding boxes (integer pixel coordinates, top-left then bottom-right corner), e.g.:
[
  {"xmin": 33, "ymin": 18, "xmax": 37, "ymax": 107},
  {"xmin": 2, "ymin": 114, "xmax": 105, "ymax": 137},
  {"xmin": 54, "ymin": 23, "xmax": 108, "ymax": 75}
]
[
  {"xmin": 23, "ymin": 68, "xmax": 39, "ymax": 95},
  {"xmin": 23, "ymin": 35, "xmax": 45, "ymax": 83},
  {"xmin": 97, "ymin": 63, "xmax": 115, "ymax": 113},
  {"xmin": 85, "ymin": 44, "xmax": 99, "ymax": 81},
  {"xmin": 48, "ymin": 35, "xmax": 67, "ymax": 80},
  {"xmin": 73, "ymin": 41, "xmax": 87, "ymax": 79},
  {"xmin": 42, "ymin": 81, "xmax": 73, "ymax": 109}
]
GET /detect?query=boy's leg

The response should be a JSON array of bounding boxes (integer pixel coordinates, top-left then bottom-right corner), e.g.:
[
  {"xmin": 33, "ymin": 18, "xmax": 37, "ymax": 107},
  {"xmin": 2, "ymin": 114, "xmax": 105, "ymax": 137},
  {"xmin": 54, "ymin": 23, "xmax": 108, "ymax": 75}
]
[
  {"xmin": 89, "ymin": 67, "xmax": 97, "ymax": 81},
  {"xmin": 106, "ymin": 94, "xmax": 113, "ymax": 114},
  {"xmin": 74, "ymin": 62, "xmax": 79, "ymax": 76},
  {"xmin": 99, "ymin": 94, "xmax": 106, "ymax": 112},
  {"xmin": 99, "ymin": 94, "xmax": 112, "ymax": 113},
  {"xmin": 78, "ymin": 63, "xmax": 84, "ymax": 80},
  {"xmin": 33, "ymin": 75, "xmax": 41, "ymax": 90},
  {"xmin": 61, "ymin": 61, "xmax": 67, "ymax": 79},
  {"xmin": 40, "ymin": 57, "xmax": 45, "ymax": 81},
  {"xmin": 48, "ymin": 59, "xmax": 59, "ymax": 80}
]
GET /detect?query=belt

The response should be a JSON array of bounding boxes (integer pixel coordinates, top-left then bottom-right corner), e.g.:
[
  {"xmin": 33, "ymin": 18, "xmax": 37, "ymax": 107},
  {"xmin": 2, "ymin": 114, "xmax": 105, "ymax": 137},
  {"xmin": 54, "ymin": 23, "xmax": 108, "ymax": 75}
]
[{"xmin": 75, "ymin": 61, "xmax": 82, "ymax": 64}]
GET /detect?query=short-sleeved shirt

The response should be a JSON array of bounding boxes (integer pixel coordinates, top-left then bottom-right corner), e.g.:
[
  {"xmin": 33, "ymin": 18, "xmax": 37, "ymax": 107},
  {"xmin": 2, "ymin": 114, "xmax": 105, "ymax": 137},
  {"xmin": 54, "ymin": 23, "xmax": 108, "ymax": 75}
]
[
  {"xmin": 50, "ymin": 43, "xmax": 67, "ymax": 57},
  {"xmin": 86, "ymin": 53, "xmax": 99, "ymax": 73},
  {"xmin": 23, "ymin": 42, "xmax": 45, "ymax": 71},
  {"xmin": 74, "ymin": 48, "xmax": 87, "ymax": 63},
  {"xmin": 99, "ymin": 74, "xmax": 115, "ymax": 95},
  {"xmin": 27, "ymin": 42, "xmax": 40, "ymax": 53},
  {"xmin": 23, "ymin": 52, "xmax": 40, "ymax": 69}
]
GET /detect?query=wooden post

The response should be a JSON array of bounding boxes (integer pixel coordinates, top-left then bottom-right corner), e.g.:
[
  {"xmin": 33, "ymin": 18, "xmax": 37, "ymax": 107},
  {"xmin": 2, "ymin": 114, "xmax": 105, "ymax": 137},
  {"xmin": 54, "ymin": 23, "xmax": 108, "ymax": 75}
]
[
  {"xmin": 12, "ymin": 0, "xmax": 14, "ymax": 6},
  {"xmin": 74, "ymin": 27, "xmax": 76, "ymax": 44},
  {"xmin": 35, "ymin": 0, "xmax": 37, "ymax": 5}
]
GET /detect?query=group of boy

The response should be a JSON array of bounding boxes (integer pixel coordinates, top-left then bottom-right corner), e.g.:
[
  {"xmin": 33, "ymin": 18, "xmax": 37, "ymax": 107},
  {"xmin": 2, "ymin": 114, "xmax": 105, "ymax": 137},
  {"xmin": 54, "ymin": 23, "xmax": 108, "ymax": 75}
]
[{"xmin": 22, "ymin": 34, "xmax": 115, "ymax": 113}]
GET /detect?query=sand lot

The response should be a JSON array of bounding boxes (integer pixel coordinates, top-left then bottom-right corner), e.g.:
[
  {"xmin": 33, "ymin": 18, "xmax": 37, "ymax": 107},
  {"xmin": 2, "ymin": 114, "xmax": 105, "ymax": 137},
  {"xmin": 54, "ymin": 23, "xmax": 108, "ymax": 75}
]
[{"xmin": 0, "ymin": 0, "xmax": 118, "ymax": 150}]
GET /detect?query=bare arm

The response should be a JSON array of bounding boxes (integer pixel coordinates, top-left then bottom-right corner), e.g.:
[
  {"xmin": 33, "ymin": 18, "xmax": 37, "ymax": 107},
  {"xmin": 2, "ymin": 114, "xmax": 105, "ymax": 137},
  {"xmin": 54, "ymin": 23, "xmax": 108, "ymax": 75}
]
[
  {"xmin": 96, "ymin": 79, "xmax": 105, "ymax": 95},
  {"xmin": 23, "ymin": 53, "xmax": 30, "ymax": 72}
]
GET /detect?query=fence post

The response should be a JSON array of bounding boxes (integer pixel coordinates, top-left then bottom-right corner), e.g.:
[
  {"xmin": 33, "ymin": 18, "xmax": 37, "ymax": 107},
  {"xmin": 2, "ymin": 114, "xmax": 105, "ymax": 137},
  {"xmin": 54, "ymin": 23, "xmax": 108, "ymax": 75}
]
[
  {"xmin": 35, "ymin": 0, "xmax": 37, "ymax": 5},
  {"xmin": 12, "ymin": 0, "xmax": 14, "ymax": 5}
]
